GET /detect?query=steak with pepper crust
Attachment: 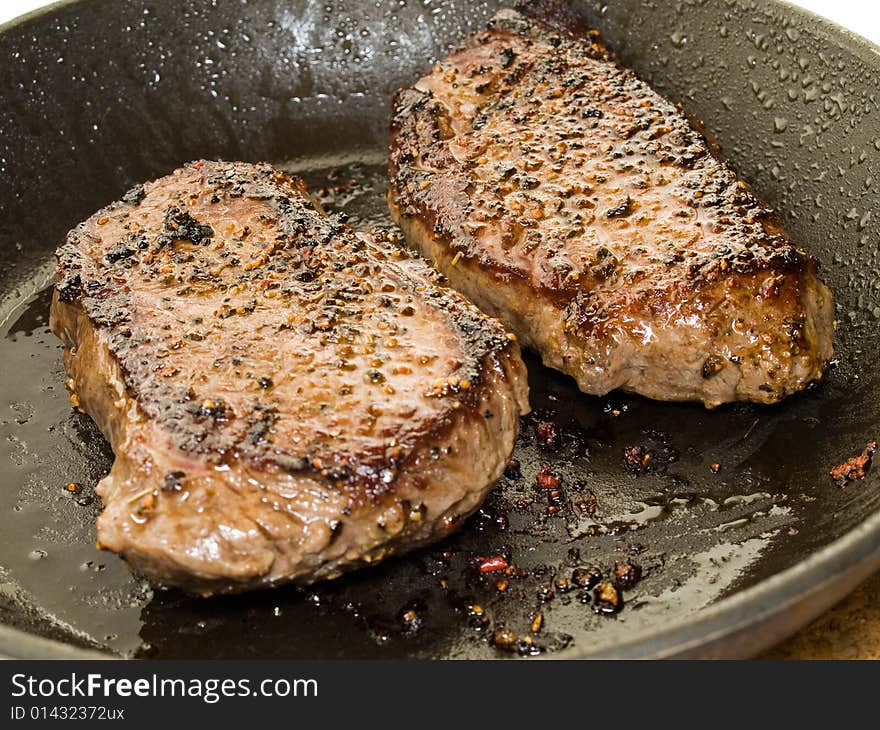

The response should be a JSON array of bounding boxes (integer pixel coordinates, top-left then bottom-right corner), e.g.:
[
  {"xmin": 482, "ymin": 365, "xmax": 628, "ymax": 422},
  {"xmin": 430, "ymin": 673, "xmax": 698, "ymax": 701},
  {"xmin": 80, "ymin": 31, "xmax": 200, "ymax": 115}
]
[
  {"xmin": 388, "ymin": 5, "xmax": 834, "ymax": 407},
  {"xmin": 50, "ymin": 160, "xmax": 529, "ymax": 595}
]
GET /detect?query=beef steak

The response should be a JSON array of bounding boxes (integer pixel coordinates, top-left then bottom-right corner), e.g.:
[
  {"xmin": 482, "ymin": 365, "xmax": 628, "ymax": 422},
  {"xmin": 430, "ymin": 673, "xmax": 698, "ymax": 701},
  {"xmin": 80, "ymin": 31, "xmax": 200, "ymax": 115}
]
[
  {"xmin": 388, "ymin": 5, "xmax": 834, "ymax": 408},
  {"xmin": 50, "ymin": 160, "xmax": 529, "ymax": 595}
]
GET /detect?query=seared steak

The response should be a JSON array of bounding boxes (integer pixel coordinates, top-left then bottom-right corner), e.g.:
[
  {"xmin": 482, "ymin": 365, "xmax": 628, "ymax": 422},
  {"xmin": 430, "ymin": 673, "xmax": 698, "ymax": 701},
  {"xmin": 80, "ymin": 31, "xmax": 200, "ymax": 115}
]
[
  {"xmin": 388, "ymin": 5, "xmax": 834, "ymax": 407},
  {"xmin": 50, "ymin": 160, "xmax": 528, "ymax": 595}
]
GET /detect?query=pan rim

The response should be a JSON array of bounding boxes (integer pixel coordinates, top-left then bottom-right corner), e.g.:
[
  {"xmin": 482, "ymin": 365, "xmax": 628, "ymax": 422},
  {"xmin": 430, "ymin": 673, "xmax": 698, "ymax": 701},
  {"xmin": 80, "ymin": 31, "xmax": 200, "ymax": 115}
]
[
  {"xmin": 1, "ymin": 0, "xmax": 878, "ymax": 659},
  {"xmin": 0, "ymin": 0, "xmax": 81, "ymax": 35}
]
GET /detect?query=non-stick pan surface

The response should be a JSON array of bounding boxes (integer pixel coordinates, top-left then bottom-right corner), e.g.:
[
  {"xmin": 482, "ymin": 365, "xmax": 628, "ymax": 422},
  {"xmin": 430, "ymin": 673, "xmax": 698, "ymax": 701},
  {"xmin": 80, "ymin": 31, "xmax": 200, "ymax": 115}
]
[{"xmin": 1, "ymin": 0, "xmax": 879, "ymax": 659}]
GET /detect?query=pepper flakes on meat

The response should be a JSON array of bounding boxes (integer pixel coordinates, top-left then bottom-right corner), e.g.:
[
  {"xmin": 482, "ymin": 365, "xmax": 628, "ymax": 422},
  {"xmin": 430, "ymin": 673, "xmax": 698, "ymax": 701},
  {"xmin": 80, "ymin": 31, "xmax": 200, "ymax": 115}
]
[
  {"xmin": 530, "ymin": 612, "xmax": 544, "ymax": 634},
  {"xmin": 162, "ymin": 471, "xmax": 186, "ymax": 492},
  {"xmin": 554, "ymin": 577, "xmax": 572, "ymax": 593},
  {"xmin": 164, "ymin": 206, "xmax": 214, "ymax": 245},
  {"xmin": 122, "ymin": 184, "xmax": 146, "ymax": 206},
  {"xmin": 575, "ymin": 490, "xmax": 598, "ymax": 516},
  {"xmin": 53, "ymin": 159, "xmax": 529, "ymax": 593},
  {"xmin": 388, "ymin": 7, "xmax": 833, "ymax": 411},
  {"xmin": 605, "ymin": 196, "xmax": 632, "ymax": 218}
]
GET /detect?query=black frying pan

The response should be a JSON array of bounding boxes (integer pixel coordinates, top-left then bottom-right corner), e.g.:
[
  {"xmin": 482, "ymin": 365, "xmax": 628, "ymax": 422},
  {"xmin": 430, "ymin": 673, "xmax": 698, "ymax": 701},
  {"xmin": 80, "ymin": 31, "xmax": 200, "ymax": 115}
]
[{"xmin": 1, "ymin": 0, "xmax": 879, "ymax": 659}]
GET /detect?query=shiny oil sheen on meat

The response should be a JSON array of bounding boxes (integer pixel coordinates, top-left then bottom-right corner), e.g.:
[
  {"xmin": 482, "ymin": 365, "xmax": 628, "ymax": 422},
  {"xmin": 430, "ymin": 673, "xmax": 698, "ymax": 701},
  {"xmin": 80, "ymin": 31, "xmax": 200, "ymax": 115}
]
[
  {"xmin": 388, "ymin": 5, "xmax": 834, "ymax": 408},
  {"xmin": 49, "ymin": 161, "xmax": 529, "ymax": 595}
]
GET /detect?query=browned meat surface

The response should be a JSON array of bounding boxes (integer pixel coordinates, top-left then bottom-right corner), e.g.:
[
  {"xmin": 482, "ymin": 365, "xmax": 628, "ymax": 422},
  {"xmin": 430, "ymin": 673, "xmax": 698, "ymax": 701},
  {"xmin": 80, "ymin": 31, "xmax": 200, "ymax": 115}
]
[
  {"xmin": 388, "ymin": 5, "xmax": 834, "ymax": 408},
  {"xmin": 49, "ymin": 160, "xmax": 529, "ymax": 595}
]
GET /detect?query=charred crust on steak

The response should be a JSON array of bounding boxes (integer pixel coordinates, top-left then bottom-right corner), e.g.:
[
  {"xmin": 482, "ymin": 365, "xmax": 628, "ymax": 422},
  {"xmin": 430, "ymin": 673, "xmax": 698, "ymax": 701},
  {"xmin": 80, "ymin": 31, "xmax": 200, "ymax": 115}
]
[
  {"xmin": 163, "ymin": 206, "xmax": 214, "ymax": 245},
  {"xmin": 121, "ymin": 184, "xmax": 146, "ymax": 206}
]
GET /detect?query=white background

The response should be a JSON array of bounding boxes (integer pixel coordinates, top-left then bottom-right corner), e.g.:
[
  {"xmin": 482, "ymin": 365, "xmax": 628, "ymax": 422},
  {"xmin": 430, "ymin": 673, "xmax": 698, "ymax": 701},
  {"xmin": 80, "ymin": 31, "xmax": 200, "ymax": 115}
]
[{"xmin": 1, "ymin": 0, "xmax": 879, "ymax": 45}]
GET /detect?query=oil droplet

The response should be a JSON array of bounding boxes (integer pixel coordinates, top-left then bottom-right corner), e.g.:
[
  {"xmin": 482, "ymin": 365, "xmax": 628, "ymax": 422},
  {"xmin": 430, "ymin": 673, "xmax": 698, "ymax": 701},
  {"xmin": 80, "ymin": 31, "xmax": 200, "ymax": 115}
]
[{"xmin": 773, "ymin": 117, "xmax": 788, "ymax": 133}]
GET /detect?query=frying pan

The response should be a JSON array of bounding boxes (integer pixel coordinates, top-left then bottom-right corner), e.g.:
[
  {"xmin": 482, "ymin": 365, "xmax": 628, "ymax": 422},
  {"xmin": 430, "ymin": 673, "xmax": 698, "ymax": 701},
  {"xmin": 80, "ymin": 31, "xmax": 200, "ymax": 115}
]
[{"xmin": 1, "ymin": 0, "xmax": 878, "ymax": 659}]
